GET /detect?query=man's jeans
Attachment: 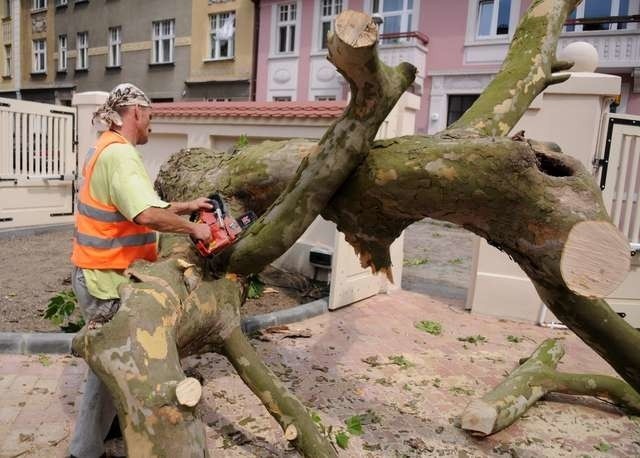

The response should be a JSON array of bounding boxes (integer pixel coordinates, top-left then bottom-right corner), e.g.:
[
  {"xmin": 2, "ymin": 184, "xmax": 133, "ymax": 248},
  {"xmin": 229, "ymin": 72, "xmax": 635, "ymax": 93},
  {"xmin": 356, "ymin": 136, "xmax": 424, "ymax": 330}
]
[{"xmin": 69, "ymin": 267, "xmax": 120, "ymax": 458}]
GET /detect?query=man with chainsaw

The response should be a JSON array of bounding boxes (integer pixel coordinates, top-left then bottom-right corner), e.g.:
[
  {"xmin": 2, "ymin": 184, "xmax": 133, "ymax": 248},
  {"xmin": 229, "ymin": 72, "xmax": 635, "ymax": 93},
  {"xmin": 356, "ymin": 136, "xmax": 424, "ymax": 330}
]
[{"xmin": 68, "ymin": 83, "xmax": 212, "ymax": 458}]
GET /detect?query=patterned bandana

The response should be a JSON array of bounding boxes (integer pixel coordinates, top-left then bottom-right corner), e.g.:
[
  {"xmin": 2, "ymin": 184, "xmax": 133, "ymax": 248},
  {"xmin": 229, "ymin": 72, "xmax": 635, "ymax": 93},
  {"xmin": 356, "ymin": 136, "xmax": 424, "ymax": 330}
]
[{"xmin": 92, "ymin": 83, "xmax": 152, "ymax": 128}]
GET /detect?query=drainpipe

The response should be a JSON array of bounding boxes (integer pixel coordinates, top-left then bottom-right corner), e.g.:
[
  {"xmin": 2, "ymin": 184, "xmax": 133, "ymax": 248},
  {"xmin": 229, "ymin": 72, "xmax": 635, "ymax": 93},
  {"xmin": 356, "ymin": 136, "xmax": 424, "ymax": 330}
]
[
  {"xmin": 250, "ymin": 0, "xmax": 260, "ymax": 101},
  {"xmin": 11, "ymin": 0, "xmax": 21, "ymax": 99}
]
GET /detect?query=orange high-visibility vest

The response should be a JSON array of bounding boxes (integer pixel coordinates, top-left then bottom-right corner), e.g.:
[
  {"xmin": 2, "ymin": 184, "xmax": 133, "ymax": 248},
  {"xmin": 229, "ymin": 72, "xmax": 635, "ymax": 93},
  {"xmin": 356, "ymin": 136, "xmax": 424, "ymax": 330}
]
[{"xmin": 71, "ymin": 130, "xmax": 157, "ymax": 269}]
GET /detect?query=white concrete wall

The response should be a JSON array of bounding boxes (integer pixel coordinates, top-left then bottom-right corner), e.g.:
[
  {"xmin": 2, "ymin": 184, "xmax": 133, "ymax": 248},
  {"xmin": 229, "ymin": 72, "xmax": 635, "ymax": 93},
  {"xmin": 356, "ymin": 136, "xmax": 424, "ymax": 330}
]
[{"xmin": 467, "ymin": 72, "xmax": 623, "ymax": 323}]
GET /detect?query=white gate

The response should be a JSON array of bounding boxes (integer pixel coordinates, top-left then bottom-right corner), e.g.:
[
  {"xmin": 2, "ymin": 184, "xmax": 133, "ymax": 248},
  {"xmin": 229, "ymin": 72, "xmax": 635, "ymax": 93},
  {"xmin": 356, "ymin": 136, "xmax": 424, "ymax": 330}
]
[
  {"xmin": 595, "ymin": 113, "xmax": 640, "ymax": 325},
  {"xmin": 0, "ymin": 98, "xmax": 76, "ymax": 229}
]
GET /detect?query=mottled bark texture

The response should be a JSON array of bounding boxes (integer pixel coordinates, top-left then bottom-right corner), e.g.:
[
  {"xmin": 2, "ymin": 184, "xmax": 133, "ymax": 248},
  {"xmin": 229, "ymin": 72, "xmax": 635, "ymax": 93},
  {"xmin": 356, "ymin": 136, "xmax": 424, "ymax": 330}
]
[
  {"xmin": 73, "ymin": 1, "xmax": 640, "ymax": 456},
  {"xmin": 461, "ymin": 339, "xmax": 640, "ymax": 436}
]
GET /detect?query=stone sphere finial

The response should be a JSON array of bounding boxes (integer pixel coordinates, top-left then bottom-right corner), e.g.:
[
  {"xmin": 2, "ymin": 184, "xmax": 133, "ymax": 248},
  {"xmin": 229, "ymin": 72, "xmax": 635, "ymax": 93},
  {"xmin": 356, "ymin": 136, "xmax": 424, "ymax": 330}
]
[{"xmin": 559, "ymin": 41, "xmax": 599, "ymax": 73}]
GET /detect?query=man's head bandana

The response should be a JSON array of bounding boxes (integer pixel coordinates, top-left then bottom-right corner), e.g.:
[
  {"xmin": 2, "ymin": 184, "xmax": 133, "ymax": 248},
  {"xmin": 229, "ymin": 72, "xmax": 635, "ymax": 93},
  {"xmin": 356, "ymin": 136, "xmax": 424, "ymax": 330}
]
[{"xmin": 92, "ymin": 83, "xmax": 152, "ymax": 128}]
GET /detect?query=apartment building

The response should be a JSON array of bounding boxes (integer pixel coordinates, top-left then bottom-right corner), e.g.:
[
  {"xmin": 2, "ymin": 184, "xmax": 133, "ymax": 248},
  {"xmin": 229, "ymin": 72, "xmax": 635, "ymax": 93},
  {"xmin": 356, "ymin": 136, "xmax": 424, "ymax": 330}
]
[
  {"xmin": 254, "ymin": 0, "xmax": 640, "ymax": 133},
  {"xmin": 0, "ymin": 0, "xmax": 20, "ymax": 96},
  {"xmin": 424, "ymin": 0, "xmax": 640, "ymax": 134},
  {"xmin": 0, "ymin": 0, "xmax": 255, "ymax": 104}
]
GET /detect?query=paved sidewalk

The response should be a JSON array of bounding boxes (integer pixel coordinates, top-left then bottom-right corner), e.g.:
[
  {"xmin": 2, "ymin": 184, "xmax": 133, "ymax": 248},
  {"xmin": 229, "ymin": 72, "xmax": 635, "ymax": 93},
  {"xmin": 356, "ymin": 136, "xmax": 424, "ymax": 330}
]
[{"xmin": 1, "ymin": 290, "xmax": 639, "ymax": 457}]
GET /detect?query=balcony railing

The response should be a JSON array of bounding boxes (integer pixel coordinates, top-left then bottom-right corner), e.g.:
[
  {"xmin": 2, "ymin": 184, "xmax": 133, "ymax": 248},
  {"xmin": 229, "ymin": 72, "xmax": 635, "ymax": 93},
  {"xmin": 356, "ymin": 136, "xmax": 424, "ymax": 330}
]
[
  {"xmin": 564, "ymin": 14, "xmax": 640, "ymax": 30},
  {"xmin": 1, "ymin": 19, "xmax": 11, "ymax": 44},
  {"xmin": 379, "ymin": 31, "xmax": 429, "ymax": 46},
  {"xmin": 560, "ymin": 15, "xmax": 640, "ymax": 68}
]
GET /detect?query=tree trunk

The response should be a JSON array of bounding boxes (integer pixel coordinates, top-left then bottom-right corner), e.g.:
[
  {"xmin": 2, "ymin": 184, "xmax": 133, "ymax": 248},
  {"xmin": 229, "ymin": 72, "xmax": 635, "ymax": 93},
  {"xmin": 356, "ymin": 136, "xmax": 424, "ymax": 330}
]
[{"xmin": 74, "ymin": 1, "xmax": 640, "ymax": 456}]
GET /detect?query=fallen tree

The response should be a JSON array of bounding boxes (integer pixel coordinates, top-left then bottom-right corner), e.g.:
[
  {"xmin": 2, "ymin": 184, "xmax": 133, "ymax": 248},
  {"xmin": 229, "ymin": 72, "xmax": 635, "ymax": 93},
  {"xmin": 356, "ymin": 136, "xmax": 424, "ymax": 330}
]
[{"xmin": 72, "ymin": 0, "xmax": 640, "ymax": 456}]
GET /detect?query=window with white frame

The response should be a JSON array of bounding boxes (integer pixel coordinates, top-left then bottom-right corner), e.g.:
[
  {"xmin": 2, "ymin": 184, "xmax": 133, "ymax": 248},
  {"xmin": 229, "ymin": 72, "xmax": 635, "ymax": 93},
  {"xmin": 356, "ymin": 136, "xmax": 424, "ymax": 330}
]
[
  {"xmin": 209, "ymin": 12, "xmax": 235, "ymax": 60},
  {"xmin": 476, "ymin": 0, "xmax": 511, "ymax": 38},
  {"xmin": 372, "ymin": 0, "xmax": 414, "ymax": 38},
  {"xmin": 273, "ymin": 95, "xmax": 292, "ymax": 101},
  {"xmin": 32, "ymin": 0, "xmax": 46, "ymax": 11},
  {"xmin": 276, "ymin": 3, "xmax": 297, "ymax": 54},
  {"xmin": 315, "ymin": 95, "xmax": 336, "ymax": 101},
  {"xmin": 58, "ymin": 34, "xmax": 67, "ymax": 71},
  {"xmin": 566, "ymin": 0, "xmax": 631, "ymax": 32},
  {"xmin": 32, "ymin": 39, "xmax": 46, "ymax": 73},
  {"xmin": 76, "ymin": 32, "xmax": 88, "ymax": 69},
  {"xmin": 55, "ymin": 0, "xmax": 68, "ymax": 6},
  {"xmin": 3, "ymin": 44, "xmax": 11, "ymax": 77},
  {"xmin": 319, "ymin": 0, "xmax": 342, "ymax": 50},
  {"xmin": 152, "ymin": 19, "xmax": 175, "ymax": 64},
  {"xmin": 108, "ymin": 26, "xmax": 121, "ymax": 67}
]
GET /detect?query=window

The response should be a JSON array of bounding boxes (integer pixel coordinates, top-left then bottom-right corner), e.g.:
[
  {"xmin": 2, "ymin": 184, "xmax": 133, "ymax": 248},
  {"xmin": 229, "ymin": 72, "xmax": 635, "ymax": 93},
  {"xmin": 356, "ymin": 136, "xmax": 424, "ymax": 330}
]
[
  {"xmin": 565, "ymin": 0, "xmax": 630, "ymax": 32},
  {"xmin": 209, "ymin": 12, "xmax": 235, "ymax": 60},
  {"xmin": 4, "ymin": 0, "xmax": 11, "ymax": 17},
  {"xmin": 319, "ymin": 0, "xmax": 342, "ymax": 50},
  {"xmin": 57, "ymin": 35, "xmax": 67, "ymax": 71},
  {"xmin": 447, "ymin": 94, "xmax": 479, "ymax": 126},
  {"xmin": 55, "ymin": 0, "xmax": 68, "ymax": 6},
  {"xmin": 315, "ymin": 95, "xmax": 336, "ymax": 101},
  {"xmin": 108, "ymin": 26, "xmax": 121, "ymax": 67},
  {"xmin": 273, "ymin": 96, "xmax": 292, "ymax": 101},
  {"xmin": 372, "ymin": 0, "xmax": 414, "ymax": 39},
  {"xmin": 276, "ymin": 3, "xmax": 296, "ymax": 54},
  {"xmin": 476, "ymin": 0, "xmax": 511, "ymax": 38},
  {"xmin": 32, "ymin": 0, "xmax": 46, "ymax": 11},
  {"xmin": 76, "ymin": 32, "xmax": 88, "ymax": 70},
  {"xmin": 152, "ymin": 19, "xmax": 175, "ymax": 64},
  {"xmin": 3, "ymin": 44, "xmax": 11, "ymax": 77},
  {"xmin": 32, "ymin": 39, "xmax": 46, "ymax": 73}
]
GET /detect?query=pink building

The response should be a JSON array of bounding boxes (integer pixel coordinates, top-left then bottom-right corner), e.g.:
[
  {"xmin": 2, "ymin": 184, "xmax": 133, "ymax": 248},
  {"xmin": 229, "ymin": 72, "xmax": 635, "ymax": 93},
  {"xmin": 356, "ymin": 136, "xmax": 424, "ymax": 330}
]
[{"xmin": 254, "ymin": 0, "xmax": 640, "ymax": 133}]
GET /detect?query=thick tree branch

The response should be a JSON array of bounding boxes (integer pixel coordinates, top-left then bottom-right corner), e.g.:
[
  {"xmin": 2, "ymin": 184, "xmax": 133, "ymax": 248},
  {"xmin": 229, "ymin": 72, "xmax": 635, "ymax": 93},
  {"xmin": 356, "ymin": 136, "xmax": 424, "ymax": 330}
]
[
  {"xmin": 461, "ymin": 339, "xmax": 640, "ymax": 436},
  {"xmin": 450, "ymin": 0, "xmax": 581, "ymax": 136},
  {"xmin": 213, "ymin": 11, "xmax": 416, "ymax": 276},
  {"xmin": 223, "ymin": 327, "xmax": 337, "ymax": 457}
]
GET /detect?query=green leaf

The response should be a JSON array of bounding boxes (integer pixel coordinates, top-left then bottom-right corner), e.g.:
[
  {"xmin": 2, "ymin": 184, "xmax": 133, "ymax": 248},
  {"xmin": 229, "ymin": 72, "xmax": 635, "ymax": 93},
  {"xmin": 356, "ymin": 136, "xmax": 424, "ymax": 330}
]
[
  {"xmin": 310, "ymin": 411, "xmax": 322, "ymax": 424},
  {"xmin": 345, "ymin": 415, "xmax": 363, "ymax": 436},
  {"xmin": 403, "ymin": 257, "xmax": 429, "ymax": 266},
  {"xmin": 388, "ymin": 355, "xmax": 413, "ymax": 369},
  {"xmin": 594, "ymin": 442, "xmax": 612, "ymax": 452},
  {"xmin": 507, "ymin": 335, "xmax": 523, "ymax": 343},
  {"xmin": 246, "ymin": 276, "xmax": 264, "ymax": 299},
  {"xmin": 334, "ymin": 431, "xmax": 349, "ymax": 449},
  {"xmin": 415, "ymin": 320, "xmax": 442, "ymax": 336},
  {"xmin": 457, "ymin": 335, "xmax": 487, "ymax": 344}
]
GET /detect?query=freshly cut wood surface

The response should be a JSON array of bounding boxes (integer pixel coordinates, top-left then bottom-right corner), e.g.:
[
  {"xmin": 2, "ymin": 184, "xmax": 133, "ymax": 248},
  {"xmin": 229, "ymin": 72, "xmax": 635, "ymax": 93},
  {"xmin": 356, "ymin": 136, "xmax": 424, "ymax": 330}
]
[{"xmin": 561, "ymin": 221, "xmax": 631, "ymax": 298}]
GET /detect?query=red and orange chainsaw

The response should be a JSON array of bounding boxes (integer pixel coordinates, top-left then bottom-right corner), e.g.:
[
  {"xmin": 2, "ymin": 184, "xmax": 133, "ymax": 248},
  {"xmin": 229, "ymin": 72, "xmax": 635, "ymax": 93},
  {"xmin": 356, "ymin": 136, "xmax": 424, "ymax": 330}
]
[{"xmin": 190, "ymin": 193, "xmax": 256, "ymax": 257}]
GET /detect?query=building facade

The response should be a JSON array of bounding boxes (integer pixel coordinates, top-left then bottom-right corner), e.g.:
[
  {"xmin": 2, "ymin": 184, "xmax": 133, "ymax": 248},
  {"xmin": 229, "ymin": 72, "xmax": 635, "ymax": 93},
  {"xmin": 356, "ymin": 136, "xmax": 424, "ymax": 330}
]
[
  {"xmin": 254, "ymin": 0, "xmax": 640, "ymax": 133},
  {"xmin": 424, "ymin": 0, "xmax": 640, "ymax": 134},
  {"xmin": 0, "ymin": 0, "xmax": 256, "ymax": 104}
]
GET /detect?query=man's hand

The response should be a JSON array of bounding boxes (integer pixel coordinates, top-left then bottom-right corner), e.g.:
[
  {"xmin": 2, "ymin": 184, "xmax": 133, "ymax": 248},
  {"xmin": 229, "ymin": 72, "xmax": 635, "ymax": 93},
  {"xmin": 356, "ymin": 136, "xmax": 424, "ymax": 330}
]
[
  {"xmin": 190, "ymin": 223, "xmax": 212, "ymax": 244},
  {"xmin": 189, "ymin": 197, "xmax": 214, "ymax": 213},
  {"xmin": 168, "ymin": 197, "xmax": 213, "ymax": 215}
]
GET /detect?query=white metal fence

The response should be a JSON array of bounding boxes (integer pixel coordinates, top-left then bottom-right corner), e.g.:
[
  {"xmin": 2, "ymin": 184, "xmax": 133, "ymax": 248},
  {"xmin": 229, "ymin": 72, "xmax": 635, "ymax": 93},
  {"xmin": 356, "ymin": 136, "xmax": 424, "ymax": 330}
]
[
  {"xmin": 0, "ymin": 97, "xmax": 76, "ymax": 228},
  {"xmin": 598, "ymin": 114, "xmax": 640, "ymax": 246}
]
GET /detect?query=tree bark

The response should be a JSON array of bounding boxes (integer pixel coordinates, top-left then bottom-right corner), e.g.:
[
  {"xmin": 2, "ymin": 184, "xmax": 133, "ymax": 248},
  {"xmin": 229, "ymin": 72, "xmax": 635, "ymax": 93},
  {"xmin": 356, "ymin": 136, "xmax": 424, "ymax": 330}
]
[{"xmin": 461, "ymin": 339, "xmax": 640, "ymax": 436}]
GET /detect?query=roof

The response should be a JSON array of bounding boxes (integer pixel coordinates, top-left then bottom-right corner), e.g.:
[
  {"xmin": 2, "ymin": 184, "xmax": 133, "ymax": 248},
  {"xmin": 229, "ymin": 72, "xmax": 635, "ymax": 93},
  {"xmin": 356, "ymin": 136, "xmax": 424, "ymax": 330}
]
[{"xmin": 152, "ymin": 101, "xmax": 347, "ymax": 119}]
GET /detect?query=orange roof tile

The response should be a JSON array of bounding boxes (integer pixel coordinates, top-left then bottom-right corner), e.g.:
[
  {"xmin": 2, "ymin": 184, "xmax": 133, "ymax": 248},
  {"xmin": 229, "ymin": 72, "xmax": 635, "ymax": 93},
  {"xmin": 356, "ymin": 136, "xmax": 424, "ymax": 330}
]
[{"xmin": 152, "ymin": 101, "xmax": 347, "ymax": 119}]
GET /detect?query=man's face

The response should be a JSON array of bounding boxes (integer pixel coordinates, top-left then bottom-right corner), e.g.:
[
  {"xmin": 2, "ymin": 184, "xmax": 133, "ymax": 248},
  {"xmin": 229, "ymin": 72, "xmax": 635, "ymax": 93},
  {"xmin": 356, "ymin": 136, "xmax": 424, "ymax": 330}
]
[{"xmin": 135, "ymin": 106, "xmax": 153, "ymax": 145}]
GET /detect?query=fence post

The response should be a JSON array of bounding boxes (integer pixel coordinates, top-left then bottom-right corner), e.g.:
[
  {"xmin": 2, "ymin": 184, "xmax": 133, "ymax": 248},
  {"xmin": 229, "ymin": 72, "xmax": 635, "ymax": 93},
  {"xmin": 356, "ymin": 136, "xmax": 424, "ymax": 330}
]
[{"xmin": 72, "ymin": 91, "xmax": 108, "ymax": 171}]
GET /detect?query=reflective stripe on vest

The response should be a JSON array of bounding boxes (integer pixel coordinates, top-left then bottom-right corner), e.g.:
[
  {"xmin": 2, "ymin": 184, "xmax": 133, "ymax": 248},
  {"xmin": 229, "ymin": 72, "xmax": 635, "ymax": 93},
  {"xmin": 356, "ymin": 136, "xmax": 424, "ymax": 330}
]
[
  {"xmin": 74, "ymin": 230, "xmax": 157, "ymax": 249},
  {"xmin": 77, "ymin": 201, "xmax": 127, "ymax": 222},
  {"xmin": 71, "ymin": 130, "xmax": 157, "ymax": 269}
]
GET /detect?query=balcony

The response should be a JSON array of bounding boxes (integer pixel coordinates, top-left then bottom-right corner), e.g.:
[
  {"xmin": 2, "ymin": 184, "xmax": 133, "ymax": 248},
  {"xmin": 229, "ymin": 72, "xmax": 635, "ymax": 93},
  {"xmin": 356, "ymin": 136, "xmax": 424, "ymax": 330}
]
[
  {"xmin": 559, "ymin": 15, "xmax": 640, "ymax": 69},
  {"xmin": 464, "ymin": 15, "xmax": 639, "ymax": 70},
  {"xmin": 378, "ymin": 31, "xmax": 429, "ymax": 95},
  {"xmin": 1, "ymin": 19, "xmax": 11, "ymax": 44}
]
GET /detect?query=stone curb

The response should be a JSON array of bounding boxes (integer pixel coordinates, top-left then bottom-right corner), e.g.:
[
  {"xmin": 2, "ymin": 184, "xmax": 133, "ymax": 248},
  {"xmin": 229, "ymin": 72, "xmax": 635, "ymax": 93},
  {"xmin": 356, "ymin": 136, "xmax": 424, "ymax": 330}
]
[{"xmin": 0, "ymin": 297, "xmax": 329, "ymax": 355}]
